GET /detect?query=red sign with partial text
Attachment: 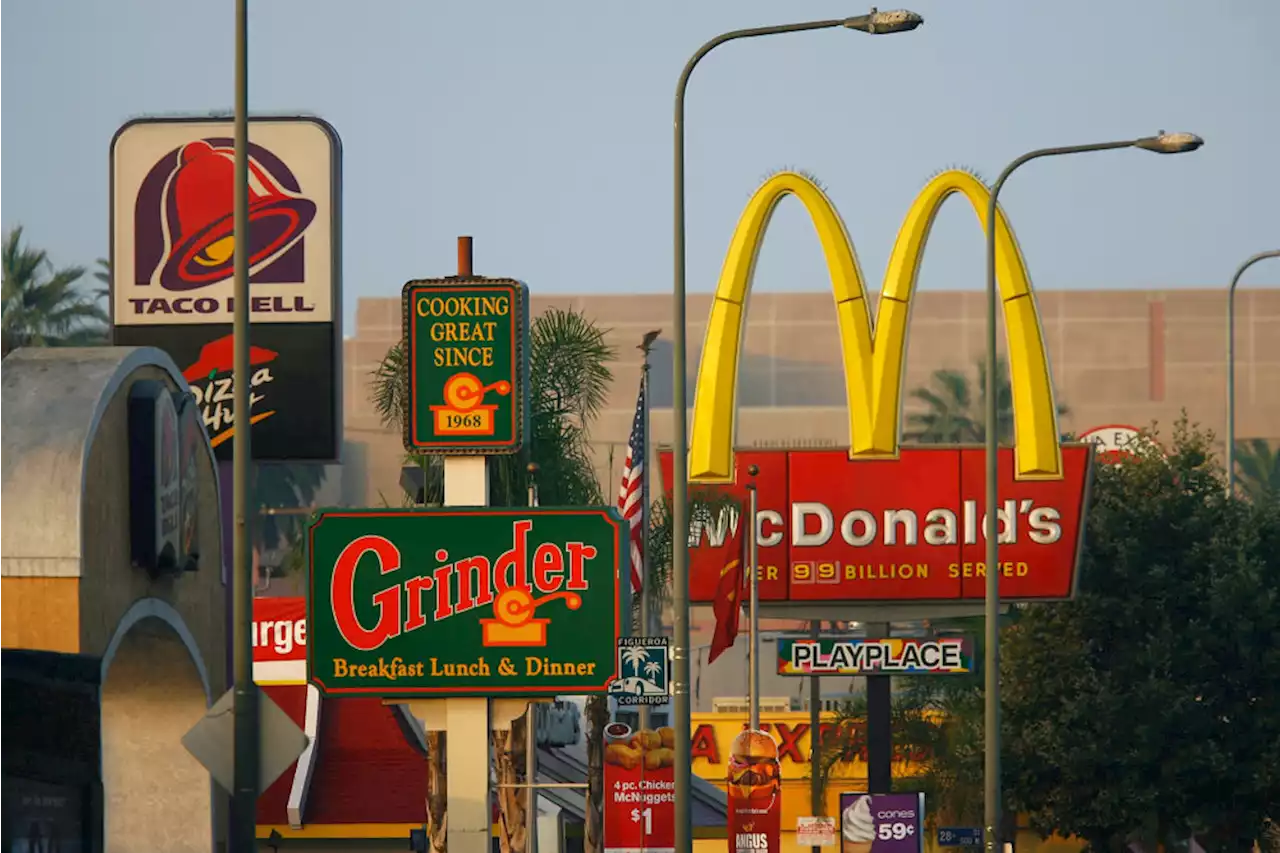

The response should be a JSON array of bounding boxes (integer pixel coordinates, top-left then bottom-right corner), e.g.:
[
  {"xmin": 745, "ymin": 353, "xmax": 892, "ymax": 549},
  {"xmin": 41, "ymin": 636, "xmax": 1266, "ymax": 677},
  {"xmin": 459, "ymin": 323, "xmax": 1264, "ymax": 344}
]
[
  {"xmin": 659, "ymin": 446, "xmax": 1092, "ymax": 603},
  {"xmin": 604, "ymin": 723, "xmax": 675, "ymax": 853}
]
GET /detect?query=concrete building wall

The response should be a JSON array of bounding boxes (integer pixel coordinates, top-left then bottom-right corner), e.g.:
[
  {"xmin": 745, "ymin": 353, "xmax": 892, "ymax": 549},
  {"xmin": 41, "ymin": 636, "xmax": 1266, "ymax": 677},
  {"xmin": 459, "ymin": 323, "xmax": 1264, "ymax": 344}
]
[
  {"xmin": 1, "ymin": 347, "xmax": 229, "ymax": 853},
  {"xmin": 341, "ymin": 287, "xmax": 1280, "ymax": 507}
]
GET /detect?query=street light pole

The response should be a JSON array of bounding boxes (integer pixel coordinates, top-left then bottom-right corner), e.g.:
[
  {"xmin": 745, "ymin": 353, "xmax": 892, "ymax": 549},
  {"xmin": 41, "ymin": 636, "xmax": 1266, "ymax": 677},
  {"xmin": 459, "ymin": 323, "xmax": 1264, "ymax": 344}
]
[
  {"xmin": 1226, "ymin": 250, "xmax": 1280, "ymax": 497},
  {"xmin": 745, "ymin": 465, "xmax": 761, "ymax": 731},
  {"xmin": 231, "ymin": 0, "xmax": 260, "ymax": 851},
  {"xmin": 982, "ymin": 131, "xmax": 1202, "ymax": 853},
  {"xmin": 670, "ymin": 12, "xmax": 923, "ymax": 853}
]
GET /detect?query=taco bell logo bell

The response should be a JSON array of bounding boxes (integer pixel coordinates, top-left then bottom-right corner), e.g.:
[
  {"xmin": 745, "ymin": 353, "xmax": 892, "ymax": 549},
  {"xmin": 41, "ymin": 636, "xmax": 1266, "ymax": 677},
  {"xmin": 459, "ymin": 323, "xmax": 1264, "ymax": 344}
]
[{"xmin": 111, "ymin": 118, "xmax": 338, "ymax": 327}]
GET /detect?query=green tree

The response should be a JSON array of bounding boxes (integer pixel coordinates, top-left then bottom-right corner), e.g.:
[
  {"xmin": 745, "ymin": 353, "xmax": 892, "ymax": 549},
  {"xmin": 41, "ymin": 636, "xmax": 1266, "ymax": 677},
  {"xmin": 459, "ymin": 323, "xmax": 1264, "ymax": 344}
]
[
  {"xmin": 373, "ymin": 307, "xmax": 612, "ymax": 508},
  {"xmin": 1233, "ymin": 438, "xmax": 1280, "ymax": 502},
  {"xmin": 1001, "ymin": 419, "xmax": 1280, "ymax": 853},
  {"xmin": 2, "ymin": 226, "xmax": 108, "ymax": 356},
  {"xmin": 905, "ymin": 356, "xmax": 1069, "ymax": 445},
  {"xmin": 370, "ymin": 305, "xmax": 615, "ymax": 853},
  {"xmin": 93, "ymin": 257, "xmax": 110, "ymax": 303},
  {"xmin": 255, "ymin": 463, "xmax": 327, "ymax": 556}
]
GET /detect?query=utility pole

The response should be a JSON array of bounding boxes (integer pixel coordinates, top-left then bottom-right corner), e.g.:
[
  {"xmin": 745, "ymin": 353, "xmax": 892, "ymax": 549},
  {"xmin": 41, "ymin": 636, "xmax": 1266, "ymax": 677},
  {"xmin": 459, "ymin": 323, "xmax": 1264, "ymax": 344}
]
[{"xmin": 230, "ymin": 0, "xmax": 260, "ymax": 849}]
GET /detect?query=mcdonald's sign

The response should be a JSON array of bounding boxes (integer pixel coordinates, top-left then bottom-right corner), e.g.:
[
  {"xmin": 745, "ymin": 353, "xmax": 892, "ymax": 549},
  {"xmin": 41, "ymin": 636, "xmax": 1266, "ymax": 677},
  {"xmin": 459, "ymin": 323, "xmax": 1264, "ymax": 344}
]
[{"xmin": 664, "ymin": 169, "xmax": 1093, "ymax": 604}]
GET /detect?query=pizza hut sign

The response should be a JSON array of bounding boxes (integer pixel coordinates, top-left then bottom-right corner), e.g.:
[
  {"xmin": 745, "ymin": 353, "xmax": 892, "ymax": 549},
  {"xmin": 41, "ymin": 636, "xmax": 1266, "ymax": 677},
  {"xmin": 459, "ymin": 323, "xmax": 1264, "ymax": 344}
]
[{"xmin": 128, "ymin": 380, "xmax": 202, "ymax": 575}]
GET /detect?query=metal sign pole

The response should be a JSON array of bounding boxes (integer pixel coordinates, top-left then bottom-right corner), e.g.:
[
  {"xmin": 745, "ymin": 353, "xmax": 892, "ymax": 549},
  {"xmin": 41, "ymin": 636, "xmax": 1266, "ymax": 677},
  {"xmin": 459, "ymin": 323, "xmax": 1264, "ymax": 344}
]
[
  {"xmin": 746, "ymin": 465, "xmax": 760, "ymax": 731},
  {"xmin": 230, "ymin": 0, "xmax": 260, "ymax": 849}
]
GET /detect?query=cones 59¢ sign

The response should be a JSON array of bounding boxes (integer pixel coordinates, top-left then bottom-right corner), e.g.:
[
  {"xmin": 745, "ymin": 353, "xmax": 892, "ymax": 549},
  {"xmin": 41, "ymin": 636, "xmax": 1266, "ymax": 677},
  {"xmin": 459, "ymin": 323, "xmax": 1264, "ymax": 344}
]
[
  {"xmin": 660, "ymin": 446, "xmax": 1094, "ymax": 604},
  {"xmin": 307, "ymin": 507, "xmax": 623, "ymax": 697}
]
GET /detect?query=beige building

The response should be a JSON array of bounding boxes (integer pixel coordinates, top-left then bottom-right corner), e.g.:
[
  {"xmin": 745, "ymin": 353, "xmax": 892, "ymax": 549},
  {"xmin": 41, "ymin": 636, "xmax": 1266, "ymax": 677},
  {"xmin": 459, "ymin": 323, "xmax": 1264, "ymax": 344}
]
[
  {"xmin": 332, "ymin": 285, "xmax": 1280, "ymax": 711},
  {"xmin": 340, "ymin": 286, "xmax": 1280, "ymax": 506}
]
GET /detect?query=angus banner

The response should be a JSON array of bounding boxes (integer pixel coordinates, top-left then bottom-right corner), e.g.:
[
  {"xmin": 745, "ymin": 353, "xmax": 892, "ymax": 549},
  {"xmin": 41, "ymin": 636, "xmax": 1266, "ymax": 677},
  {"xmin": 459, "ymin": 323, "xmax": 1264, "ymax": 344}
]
[{"xmin": 688, "ymin": 169, "xmax": 1065, "ymax": 485}]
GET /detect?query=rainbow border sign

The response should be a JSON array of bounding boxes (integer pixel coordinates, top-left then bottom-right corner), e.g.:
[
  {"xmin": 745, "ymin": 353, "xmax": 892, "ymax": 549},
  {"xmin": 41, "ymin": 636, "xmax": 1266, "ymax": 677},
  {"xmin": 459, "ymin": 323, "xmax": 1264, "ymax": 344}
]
[{"xmin": 777, "ymin": 637, "xmax": 974, "ymax": 676}]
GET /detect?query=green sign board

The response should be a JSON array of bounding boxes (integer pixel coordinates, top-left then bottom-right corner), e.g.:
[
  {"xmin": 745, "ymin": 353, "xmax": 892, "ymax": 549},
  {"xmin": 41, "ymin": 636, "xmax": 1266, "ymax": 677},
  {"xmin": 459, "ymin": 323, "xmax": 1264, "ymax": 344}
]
[
  {"xmin": 307, "ymin": 507, "xmax": 622, "ymax": 697},
  {"xmin": 402, "ymin": 277, "xmax": 529, "ymax": 455}
]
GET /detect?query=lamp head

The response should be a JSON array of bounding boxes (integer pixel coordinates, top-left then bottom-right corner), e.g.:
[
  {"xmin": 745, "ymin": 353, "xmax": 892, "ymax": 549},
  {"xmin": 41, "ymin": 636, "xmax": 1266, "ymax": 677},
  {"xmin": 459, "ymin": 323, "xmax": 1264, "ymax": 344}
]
[
  {"xmin": 844, "ymin": 8, "xmax": 924, "ymax": 34},
  {"xmin": 1134, "ymin": 131, "xmax": 1204, "ymax": 154}
]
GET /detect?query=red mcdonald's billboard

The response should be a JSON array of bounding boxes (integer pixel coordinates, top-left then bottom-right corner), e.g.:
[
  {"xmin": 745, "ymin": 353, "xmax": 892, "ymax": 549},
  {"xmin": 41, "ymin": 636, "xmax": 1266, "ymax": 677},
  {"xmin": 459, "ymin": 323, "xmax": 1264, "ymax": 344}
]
[{"xmin": 658, "ymin": 447, "xmax": 1092, "ymax": 604}]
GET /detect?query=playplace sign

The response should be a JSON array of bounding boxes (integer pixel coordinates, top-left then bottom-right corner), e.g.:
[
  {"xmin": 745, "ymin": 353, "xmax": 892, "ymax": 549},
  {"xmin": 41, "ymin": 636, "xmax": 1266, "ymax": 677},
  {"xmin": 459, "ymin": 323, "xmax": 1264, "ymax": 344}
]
[
  {"xmin": 660, "ymin": 447, "xmax": 1092, "ymax": 603},
  {"xmin": 306, "ymin": 507, "xmax": 622, "ymax": 697},
  {"xmin": 777, "ymin": 638, "xmax": 974, "ymax": 676},
  {"xmin": 688, "ymin": 169, "xmax": 1067, "ymax": 485}
]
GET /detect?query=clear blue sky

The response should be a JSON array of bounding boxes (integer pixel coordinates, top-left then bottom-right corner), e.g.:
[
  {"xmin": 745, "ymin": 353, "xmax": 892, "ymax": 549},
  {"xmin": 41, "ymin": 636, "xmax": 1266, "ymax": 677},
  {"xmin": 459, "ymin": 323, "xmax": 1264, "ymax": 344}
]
[{"xmin": 4, "ymin": 0, "xmax": 1277, "ymax": 334}]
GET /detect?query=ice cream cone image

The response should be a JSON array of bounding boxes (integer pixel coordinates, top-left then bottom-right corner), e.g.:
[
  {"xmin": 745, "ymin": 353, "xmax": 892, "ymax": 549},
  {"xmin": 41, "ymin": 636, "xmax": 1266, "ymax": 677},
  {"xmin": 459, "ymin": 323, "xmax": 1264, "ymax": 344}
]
[{"xmin": 842, "ymin": 795, "xmax": 875, "ymax": 853}]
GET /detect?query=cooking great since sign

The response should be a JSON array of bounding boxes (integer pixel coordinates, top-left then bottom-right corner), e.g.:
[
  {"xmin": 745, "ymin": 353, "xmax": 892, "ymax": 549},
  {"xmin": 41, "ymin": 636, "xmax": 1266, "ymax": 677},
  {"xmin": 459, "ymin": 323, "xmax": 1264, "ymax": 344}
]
[{"xmin": 307, "ymin": 507, "xmax": 622, "ymax": 697}]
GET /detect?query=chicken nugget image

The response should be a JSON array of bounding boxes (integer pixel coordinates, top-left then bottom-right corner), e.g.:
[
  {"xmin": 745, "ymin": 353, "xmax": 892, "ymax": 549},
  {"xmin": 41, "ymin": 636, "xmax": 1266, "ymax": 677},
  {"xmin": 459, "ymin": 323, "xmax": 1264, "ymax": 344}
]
[
  {"xmin": 605, "ymin": 743, "xmax": 642, "ymax": 770},
  {"xmin": 644, "ymin": 748, "xmax": 675, "ymax": 770},
  {"xmin": 635, "ymin": 729, "xmax": 662, "ymax": 751},
  {"xmin": 659, "ymin": 726, "xmax": 675, "ymax": 749}
]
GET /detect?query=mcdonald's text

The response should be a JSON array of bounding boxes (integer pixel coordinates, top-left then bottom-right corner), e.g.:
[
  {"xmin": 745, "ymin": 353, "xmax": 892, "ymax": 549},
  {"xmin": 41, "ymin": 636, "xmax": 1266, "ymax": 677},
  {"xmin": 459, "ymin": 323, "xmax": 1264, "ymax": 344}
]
[{"xmin": 660, "ymin": 446, "xmax": 1092, "ymax": 604}]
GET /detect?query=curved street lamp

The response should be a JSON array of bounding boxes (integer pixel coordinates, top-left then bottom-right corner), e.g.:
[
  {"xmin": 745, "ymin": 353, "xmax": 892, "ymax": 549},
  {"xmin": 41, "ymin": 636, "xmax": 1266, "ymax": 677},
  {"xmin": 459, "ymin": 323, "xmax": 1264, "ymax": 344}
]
[
  {"xmin": 981, "ymin": 130, "xmax": 1203, "ymax": 853},
  {"xmin": 1226, "ymin": 249, "xmax": 1280, "ymax": 496},
  {"xmin": 669, "ymin": 10, "xmax": 923, "ymax": 853}
]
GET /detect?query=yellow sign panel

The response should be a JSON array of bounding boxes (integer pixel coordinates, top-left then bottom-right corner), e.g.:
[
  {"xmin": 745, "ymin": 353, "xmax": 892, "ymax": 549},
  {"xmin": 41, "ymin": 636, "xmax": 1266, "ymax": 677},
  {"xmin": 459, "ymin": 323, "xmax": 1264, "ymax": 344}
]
[{"xmin": 689, "ymin": 170, "xmax": 1063, "ymax": 483}]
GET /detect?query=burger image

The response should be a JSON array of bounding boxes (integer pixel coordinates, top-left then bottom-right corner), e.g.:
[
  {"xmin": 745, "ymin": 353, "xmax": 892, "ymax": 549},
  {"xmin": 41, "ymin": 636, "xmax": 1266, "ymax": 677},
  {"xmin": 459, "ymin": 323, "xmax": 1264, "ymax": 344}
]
[{"xmin": 726, "ymin": 729, "xmax": 781, "ymax": 803}]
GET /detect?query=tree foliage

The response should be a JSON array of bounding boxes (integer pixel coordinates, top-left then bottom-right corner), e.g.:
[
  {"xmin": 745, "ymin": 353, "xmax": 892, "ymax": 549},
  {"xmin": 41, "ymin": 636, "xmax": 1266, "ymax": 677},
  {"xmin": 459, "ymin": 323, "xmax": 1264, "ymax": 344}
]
[
  {"xmin": 1002, "ymin": 418, "xmax": 1280, "ymax": 853},
  {"xmin": 1233, "ymin": 438, "xmax": 1280, "ymax": 503},
  {"xmin": 372, "ymin": 306, "xmax": 613, "ymax": 507},
  {"xmin": 905, "ymin": 356, "xmax": 1068, "ymax": 445},
  {"xmin": 2, "ymin": 226, "xmax": 107, "ymax": 356}
]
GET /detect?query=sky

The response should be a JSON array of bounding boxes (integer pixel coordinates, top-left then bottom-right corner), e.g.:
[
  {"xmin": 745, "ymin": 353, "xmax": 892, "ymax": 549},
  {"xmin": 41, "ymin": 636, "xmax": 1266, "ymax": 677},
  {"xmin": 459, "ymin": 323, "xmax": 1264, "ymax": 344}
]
[{"xmin": 3, "ymin": 0, "xmax": 1278, "ymax": 335}]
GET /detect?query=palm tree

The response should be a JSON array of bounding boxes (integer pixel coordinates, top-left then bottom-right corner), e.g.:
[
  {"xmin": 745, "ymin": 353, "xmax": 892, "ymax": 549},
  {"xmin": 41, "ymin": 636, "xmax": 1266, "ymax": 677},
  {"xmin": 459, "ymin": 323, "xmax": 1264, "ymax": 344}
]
[
  {"xmin": 643, "ymin": 660, "xmax": 662, "ymax": 683},
  {"xmin": 1233, "ymin": 439, "xmax": 1280, "ymax": 502},
  {"xmin": 370, "ymin": 305, "xmax": 615, "ymax": 853},
  {"xmin": 905, "ymin": 356, "xmax": 1068, "ymax": 445},
  {"xmin": 93, "ymin": 257, "xmax": 110, "ymax": 303},
  {"xmin": 2, "ymin": 226, "xmax": 108, "ymax": 356},
  {"xmin": 622, "ymin": 646, "xmax": 650, "ymax": 678},
  {"xmin": 256, "ymin": 463, "xmax": 327, "ymax": 558},
  {"xmin": 373, "ymin": 307, "xmax": 613, "ymax": 508}
]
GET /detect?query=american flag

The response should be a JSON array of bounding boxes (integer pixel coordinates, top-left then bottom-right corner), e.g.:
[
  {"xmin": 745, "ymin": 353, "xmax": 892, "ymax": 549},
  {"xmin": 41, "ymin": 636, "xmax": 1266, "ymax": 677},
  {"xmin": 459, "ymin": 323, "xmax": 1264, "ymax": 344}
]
[{"xmin": 617, "ymin": 379, "xmax": 647, "ymax": 594}]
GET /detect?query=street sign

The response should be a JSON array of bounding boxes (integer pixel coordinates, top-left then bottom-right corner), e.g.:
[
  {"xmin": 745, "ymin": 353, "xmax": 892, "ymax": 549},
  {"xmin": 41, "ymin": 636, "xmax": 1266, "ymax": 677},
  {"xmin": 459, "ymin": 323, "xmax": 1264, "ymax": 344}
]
[
  {"xmin": 777, "ymin": 637, "xmax": 973, "ymax": 676},
  {"xmin": 402, "ymin": 278, "xmax": 529, "ymax": 455},
  {"xmin": 608, "ymin": 637, "xmax": 670, "ymax": 705},
  {"xmin": 937, "ymin": 828, "xmax": 983, "ymax": 847},
  {"xmin": 181, "ymin": 686, "xmax": 310, "ymax": 794},
  {"xmin": 603, "ymin": 721, "xmax": 674, "ymax": 853},
  {"xmin": 307, "ymin": 506, "xmax": 623, "ymax": 697}
]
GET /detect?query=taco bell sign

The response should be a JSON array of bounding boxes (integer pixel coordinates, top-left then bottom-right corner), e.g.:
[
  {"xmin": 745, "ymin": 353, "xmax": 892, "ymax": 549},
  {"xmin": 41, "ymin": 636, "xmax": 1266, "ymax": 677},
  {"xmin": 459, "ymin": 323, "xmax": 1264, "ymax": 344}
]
[{"xmin": 110, "ymin": 117, "xmax": 340, "ymax": 327}]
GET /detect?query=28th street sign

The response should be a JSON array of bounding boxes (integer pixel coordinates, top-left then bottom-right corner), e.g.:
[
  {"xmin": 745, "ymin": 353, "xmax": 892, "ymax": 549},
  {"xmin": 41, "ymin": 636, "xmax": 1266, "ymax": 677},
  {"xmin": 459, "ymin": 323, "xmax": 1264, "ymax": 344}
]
[
  {"xmin": 403, "ymin": 278, "xmax": 529, "ymax": 455},
  {"xmin": 307, "ymin": 507, "xmax": 622, "ymax": 697}
]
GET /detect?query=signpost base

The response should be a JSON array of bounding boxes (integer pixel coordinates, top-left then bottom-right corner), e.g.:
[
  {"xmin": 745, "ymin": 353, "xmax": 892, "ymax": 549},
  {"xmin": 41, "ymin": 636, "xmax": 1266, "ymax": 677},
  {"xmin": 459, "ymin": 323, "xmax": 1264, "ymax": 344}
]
[
  {"xmin": 447, "ymin": 698, "xmax": 491, "ymax": 853},
  {"xmin": 400, "ymin": 698, "xmax": 536, "ymax": 853}
]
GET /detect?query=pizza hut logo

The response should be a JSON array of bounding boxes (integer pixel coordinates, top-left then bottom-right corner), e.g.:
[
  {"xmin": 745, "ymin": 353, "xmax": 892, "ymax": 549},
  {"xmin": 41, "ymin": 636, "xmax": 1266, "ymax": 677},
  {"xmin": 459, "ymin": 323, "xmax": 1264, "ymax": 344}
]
[{"xmin": 181, "ymin": 334, "xmax": 278, "ymax": 447}]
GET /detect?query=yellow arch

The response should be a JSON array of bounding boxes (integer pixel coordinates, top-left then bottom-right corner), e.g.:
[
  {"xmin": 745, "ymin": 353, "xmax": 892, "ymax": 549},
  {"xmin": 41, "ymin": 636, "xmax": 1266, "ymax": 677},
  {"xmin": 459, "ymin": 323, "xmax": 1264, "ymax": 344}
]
[{"xmin": 688, "ymin": 169, "xmax": 1063, "ymax": 484}]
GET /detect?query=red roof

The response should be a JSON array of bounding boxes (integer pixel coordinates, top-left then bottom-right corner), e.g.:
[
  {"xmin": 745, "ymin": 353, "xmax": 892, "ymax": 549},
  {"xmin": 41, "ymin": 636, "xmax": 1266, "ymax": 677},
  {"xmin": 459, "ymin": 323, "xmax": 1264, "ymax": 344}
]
[{"xmin": 256, "ymin": 686, "xmax": 428, "ymax": 827}]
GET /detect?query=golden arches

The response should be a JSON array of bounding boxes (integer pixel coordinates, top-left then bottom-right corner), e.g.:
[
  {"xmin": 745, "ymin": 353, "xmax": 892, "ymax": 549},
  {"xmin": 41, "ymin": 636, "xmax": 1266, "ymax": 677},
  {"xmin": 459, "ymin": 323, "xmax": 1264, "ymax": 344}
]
[{"xmin": 688, "ymin": 169, "xmax": 1063, "ymax": 484}]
